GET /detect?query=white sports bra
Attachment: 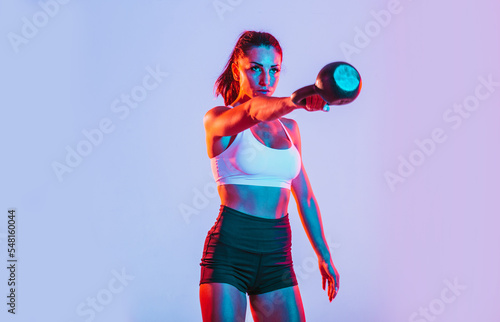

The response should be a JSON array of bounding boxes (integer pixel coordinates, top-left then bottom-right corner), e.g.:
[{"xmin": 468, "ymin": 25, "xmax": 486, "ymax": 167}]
[{"xmin": 210, "ymin": 119, "xmax": 302, "ymax": 190}]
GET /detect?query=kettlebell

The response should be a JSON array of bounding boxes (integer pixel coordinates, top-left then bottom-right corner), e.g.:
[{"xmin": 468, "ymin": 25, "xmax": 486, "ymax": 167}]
[{"xmin": 291, "ymin": 62, "xmax": 362, "ymax": 107}]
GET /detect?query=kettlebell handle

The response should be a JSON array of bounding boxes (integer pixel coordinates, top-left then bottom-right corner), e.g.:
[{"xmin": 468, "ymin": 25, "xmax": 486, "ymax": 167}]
[{"xmin": 290, "ymin": 85, "xmax": 316, "ymax": 106}]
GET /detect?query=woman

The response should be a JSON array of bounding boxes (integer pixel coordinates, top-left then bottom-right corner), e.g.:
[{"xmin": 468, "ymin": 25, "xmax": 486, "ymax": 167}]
[{"xmin": 200, "ymin": 31, "xmax": 339, "ymax": 322}]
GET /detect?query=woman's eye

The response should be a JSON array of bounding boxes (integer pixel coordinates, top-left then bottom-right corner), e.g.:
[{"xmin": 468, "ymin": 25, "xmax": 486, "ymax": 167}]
[
  {"xmin": 251, "ymin": 66, "xmax": 260, "ymax": 71},
  {"xmin": 271, "ymin": 68, "xmax": 280, "ymax": 74}
]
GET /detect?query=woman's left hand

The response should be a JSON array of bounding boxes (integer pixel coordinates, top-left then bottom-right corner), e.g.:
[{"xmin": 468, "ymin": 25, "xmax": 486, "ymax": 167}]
[{"xmin": 318, "ymin": 256, "xmax": 340, "ymax": 302}]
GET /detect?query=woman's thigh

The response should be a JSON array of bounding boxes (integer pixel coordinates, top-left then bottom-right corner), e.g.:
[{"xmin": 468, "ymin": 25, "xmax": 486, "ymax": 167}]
[
  {"xmin": 199, "ymin": 282, "xmax": 247, "ymax": 322},
  {"xmin": 249, "ymin": 285, "xmax": 305, "ymax": 322}
]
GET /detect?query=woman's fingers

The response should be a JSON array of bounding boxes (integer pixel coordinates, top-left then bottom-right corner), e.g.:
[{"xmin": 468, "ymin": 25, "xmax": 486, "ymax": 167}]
[
  {"xmin": 333, "ymin": 275, "xmax": 339, "ymax": 300},
  {"xmin": 330, "ymin": 278, "xmax": 337, "ymax": 301},
  {"xmin": 329, "ymin": 279, "xmax": 336, "ymax": 301},
  {"xmin": 328, "ymin": 279, "xmax": 332, "ymax": 301},
  {"xmin": 328, "ymin": 265, "xmax": 339, "ymax": 301},
  {"xmin": 305, "ymin": 94, "xmax": 327, "ymax": 111},
  {"xmin": 333, "ymin": 275, "xmax": 340, "ymax": 300},
  {"xmin": 319, "ymin": 258, "xmax": 340, "ymax": 301}
]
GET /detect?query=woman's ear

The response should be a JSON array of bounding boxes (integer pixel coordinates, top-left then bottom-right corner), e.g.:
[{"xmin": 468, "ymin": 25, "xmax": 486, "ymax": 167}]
[{"xmin": 231, "ymin": 63, "xmax": 240, "ymax": 82}]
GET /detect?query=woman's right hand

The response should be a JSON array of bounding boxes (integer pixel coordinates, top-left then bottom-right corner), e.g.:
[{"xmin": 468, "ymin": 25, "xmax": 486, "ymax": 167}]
[{"xmin": 303, "ymin": 94, "xmax": 328, "ymax": 112}]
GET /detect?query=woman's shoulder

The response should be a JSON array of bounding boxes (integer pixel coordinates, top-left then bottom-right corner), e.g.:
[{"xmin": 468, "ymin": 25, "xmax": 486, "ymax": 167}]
[
  {"xmin": 203, "ymin": 105, "xmax": 231, "ymax": 123},
  {"xmin": 279, "ymin": 117, "xmax": 299, "ymax": 132},
  {"xmin": 205, "ymin": 105, "xmax": 231, "ymax": 116},
  {"xmin": 279, "ymin": 117, "xmax": 301, "ymax": 144}
]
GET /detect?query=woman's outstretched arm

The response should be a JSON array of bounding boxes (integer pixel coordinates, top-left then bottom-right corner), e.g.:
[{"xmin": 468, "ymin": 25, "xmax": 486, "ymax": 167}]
[{"xmin": 203, "ymin": 96, "xmax": 299, "ymax": 139}]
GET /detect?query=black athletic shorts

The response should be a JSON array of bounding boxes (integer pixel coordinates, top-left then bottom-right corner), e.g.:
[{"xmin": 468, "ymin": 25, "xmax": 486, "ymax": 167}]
[{"xmin": 199, "ymin": 205, "xmax": 298, "ymax": 295}]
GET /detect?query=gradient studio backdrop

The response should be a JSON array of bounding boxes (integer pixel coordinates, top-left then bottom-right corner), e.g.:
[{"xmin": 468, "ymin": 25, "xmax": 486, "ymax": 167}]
[{"xmin": 1, "ymin": 0, "xmax": 499, "ymax": 321}]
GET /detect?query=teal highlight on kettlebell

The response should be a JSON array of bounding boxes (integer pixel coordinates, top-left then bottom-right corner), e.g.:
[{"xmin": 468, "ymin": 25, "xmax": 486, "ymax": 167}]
[{"xmin": 334, "ymin": 64, "xmax": 360, "ymax": 92}]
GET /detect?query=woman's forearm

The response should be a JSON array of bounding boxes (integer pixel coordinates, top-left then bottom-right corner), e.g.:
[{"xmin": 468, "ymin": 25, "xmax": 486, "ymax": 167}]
[
  {"xmin": 243, "ymin": 96, "xmax": 298, "ymax": 122},
  {"xmin": 297, "ymin": 196, "xmax": 332, "ymax": 260}
]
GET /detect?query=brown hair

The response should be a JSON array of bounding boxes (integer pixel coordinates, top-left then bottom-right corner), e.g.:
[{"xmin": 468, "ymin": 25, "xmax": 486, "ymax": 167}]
[{"xmin": 214, "ymin": 31, "xmax": 283, "ymax": 106}]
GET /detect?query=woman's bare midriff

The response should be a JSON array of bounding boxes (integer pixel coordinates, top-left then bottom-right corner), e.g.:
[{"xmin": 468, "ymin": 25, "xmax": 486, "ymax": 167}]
[{"xmin": 217, "ymin": 184, "xmax": 291, "ymax": 219}]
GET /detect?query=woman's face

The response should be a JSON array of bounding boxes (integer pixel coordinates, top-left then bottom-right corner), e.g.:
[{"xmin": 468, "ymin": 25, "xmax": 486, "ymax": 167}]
[{"xmin": 232, "ymin": 46, "xmax": 282, "ymax": 99}]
